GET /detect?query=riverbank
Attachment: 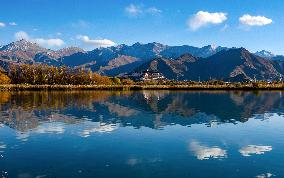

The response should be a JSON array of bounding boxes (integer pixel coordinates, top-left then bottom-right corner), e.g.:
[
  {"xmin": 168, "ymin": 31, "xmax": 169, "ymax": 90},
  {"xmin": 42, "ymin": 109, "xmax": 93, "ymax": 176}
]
[{"xmin": 0, "ymin": 83, "xmax": 284, "ymax": 91}]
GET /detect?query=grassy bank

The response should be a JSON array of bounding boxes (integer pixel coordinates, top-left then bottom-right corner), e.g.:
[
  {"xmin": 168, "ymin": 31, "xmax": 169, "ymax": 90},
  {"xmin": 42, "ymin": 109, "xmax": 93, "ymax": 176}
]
[{"xmin": 1, "ymin": 83, "xmax": 284, "ymax": 91}]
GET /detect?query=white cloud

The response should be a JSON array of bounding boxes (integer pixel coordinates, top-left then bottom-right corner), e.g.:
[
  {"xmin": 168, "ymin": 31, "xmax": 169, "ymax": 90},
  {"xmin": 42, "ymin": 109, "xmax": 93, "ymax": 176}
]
[
  {"xmin": 15, "ymin": 31, "xmax": 29, "ymax": 40},
  {"xmin": 125, "ymin": 4, "xmax": 143, "ymax": 16},
  {"xmin": 0, "ymin": 22, "xmax": 6, "ymax": 28},
  {"xmin": 71, "ymin": 20, "xmax": 90, "ymax": 28},
  {"xmin": 9, "ymin": 22, "xmax": 17, "ymax": 26},
  {"xmin": 239, "ymin": 145, "xmax": 272, "ymax": 157},
  {"xmin": 146, "ymin": 7, "xmax": 162, "ymax": 15},
  {"xmin": 187, "ymin": 11, "xmax": 227, "ymax": 31},
  {"xmin": 125, "ymin": 4, "xmax": 162, "ymax": 17},
  {"xmin": 189, "ymin": 141, "xmax": 227, "ymax": 160},
  {"xmin": 77, "ymin": 35, "xmax": 115, "ymax": 48},
  {"xmin": 239, "ymin": 14, "xmax": 272, "ymax": 26},
  {"xmin": 14, "ymin": 31, "xmax": 65, "ymax": 48},
  {"xmin": 34, "ymin": 38, "xmax": 64, "ymax": 47}
]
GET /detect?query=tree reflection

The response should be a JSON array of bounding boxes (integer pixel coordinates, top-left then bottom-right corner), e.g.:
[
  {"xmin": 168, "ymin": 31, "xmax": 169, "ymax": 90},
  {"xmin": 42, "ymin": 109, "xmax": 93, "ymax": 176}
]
[{"xmin": 0, "ymin": 90, "xmax": 283, "ymax": 131}]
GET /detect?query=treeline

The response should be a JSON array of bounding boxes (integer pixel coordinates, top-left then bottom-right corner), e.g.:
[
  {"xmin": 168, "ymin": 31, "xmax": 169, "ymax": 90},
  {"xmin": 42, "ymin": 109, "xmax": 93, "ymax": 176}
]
[
  {"xmin": 1, "ymin": 64, "xmax": 284, "ymax": 87},
  {"xmin": 0, "ymin": 64, "xmax": 133, "ymax": 85}
]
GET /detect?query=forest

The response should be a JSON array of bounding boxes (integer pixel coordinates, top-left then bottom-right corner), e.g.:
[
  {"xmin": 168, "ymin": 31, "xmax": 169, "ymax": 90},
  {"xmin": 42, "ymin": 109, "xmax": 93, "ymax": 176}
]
[{"xmin": 0, "ymin": 64, "xmax": 133, "ymax": 85}]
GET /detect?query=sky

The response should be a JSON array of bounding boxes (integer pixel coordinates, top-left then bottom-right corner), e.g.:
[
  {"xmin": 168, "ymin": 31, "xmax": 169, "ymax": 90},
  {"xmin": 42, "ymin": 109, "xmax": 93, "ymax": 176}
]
[{"xmin": 0, "ymin": 0, "xmax": 283, "ymax": 54}]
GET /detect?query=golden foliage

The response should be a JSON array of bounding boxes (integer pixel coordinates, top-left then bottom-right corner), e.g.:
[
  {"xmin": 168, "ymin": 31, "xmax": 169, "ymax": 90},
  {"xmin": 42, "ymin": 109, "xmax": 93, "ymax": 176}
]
[
  {"xmin": 8, "ymin": 64, "xmax": 115, "ymax": 85},
  {"xmin": 92, "ymin": 73, "xmax": 113, "ymax": 85},
  {"xmin": 0, "ymin": 72, "xmax": 11, "ymax": 84}
]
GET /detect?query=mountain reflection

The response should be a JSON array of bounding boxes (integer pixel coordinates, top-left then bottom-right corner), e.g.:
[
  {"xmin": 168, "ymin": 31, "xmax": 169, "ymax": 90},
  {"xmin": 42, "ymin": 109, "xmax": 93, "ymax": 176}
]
[{"xmin": 0, "ymin": 90, "xmax": 284, "ymax": 132}]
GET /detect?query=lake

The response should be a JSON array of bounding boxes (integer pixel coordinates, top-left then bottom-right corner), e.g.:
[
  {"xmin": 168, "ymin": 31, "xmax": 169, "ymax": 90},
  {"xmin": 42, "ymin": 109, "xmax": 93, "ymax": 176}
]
[{"xmin": 0, "ymin": 90, "xmax": 284, "ymax": 178}]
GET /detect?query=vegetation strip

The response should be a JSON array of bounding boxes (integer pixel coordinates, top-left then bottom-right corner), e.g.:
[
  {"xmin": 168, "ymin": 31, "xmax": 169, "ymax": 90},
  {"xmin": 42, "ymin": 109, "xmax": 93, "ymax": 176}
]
[{"xmin": 0, "ymin": 84, "xmax": 284, "ymax": 91}]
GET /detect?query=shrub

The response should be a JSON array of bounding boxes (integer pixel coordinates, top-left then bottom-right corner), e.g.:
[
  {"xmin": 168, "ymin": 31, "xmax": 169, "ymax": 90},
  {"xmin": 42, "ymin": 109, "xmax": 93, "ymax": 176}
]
[
  {"xmin": 0, "ymin": 72, "xmax": 11, "ymax": 84},
  {"xmin": 121, "ymin": 78, "xmax": 135, "ymax": 85},
  {"xmin": 92, "ymin": 73, "xmax": 113, "ymax": 85},
  {"xmin": 112, "ymin": 77, "xmax": 121, "ymax": 85}
]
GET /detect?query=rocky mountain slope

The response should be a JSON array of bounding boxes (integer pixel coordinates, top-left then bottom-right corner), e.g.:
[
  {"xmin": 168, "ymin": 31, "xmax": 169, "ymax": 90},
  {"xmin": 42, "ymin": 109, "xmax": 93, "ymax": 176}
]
[
  {"xmin": 132, "ymin": 48, "xmax": 284, "ymax": 81},
  {"xmin": 255, "ymin": 50, "xmax": 284, "ymax": 61},
  {"xmin": 1, "ymin": 39, "xmax": 284, "ymax": 81},
  {"xmin": 0, "ymin": 40, "xmax": 227, "ymax": 76},
  {"xmin": 0, "ymin": 39, "xmax": 85, "ymax": 66},
  {"xmin": 60, "ymin": 42, "xmax": 227, "ymax": 75}
]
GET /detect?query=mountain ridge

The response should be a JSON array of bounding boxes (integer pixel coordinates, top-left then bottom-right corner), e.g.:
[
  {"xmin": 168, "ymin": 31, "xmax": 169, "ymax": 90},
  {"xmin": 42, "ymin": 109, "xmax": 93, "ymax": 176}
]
[
  {"xmin": 130, "ymin": 48, "xmax": 284, "ymax": 81},
  {"xmin": 1, "ymin": 40, "xmax": 284, "ymax": 81}
]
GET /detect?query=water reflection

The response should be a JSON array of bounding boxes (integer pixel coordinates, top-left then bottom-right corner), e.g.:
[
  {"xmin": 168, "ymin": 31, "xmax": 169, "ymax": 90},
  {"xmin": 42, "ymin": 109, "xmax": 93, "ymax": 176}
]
[
  {"xmin": 80, "ymin": 122, "xmax": 118, "ymax": 137},
  {"xmin": 0, "ymin": 91, "xmax": 284, "ymax": 132},
  {"xmin": 239, "ymin": 145, "xmax": 273, "ymax": 157},
  {"xmin": 256, "ymin": 173, "xmax": 274, "ymax": 178},
  {"xmin": 126, "ymin": 157, "xmax": 162, "ymax": 167},
  {"xmin": 102, "ymin": 101, "xmax": 139, "ymax": 117},
  {"xmin": 0, "ymin": 142, "xmax": 6, "ymax": 152},
  {"xmin": 189, "ymin": 141, "xmax": 227, "ymax": 160},
  {"xmin": 0, "ymin": 91, "xmax": 284, "ymax": 177}
]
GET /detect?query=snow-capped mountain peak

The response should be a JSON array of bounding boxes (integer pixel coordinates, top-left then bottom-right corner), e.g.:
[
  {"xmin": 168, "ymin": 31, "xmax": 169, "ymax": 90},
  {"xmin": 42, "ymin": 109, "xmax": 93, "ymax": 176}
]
[{"xmin": 255, "ymin": 50, "xmax": 275, "ymax": 59}]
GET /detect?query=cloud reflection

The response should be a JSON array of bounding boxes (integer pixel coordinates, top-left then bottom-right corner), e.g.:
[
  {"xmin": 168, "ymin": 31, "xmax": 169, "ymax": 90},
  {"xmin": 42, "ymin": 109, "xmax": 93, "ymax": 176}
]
[
  {"xmin": 16, "ymin": 132, "xmax": 30, "ymax": 142},
  {"xmin": 126, "ymin": 157, "xmax": 162, "ymax": 166},
  {"xmin": 256, "ymin": 173, "xmax": 274, "ymax": 178},
  {"xmin": 35, "ymin": 123, "xmax": 65, "ymax": 134},
  {"xmin": 15, "ymin": 123, "xmax": 65, "ymax": 142},
  {"xmin": 189, "ymin": 141, "xmax": 227, "ymax": 160},
  {"xmin": 239, "ymin": 145, "xmax": 272, "ymax": 157},
  {"xmin": 80, "ymin": 123, "xmax": 118, "ymax": 137},
  {"xmin": 126, "ymin": 158, "xmax": 140, "ymax": 166},
  {"xmin": 0, "ymin": 142, "xmax": 6, "ymax": 152}
]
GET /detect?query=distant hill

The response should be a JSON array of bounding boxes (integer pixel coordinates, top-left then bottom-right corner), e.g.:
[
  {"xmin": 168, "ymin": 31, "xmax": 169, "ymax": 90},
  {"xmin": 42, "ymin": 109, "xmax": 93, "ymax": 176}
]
[
  {"xmin": 0, "ymin": 40, "xmax": 228, "ymax": 76},
  {"xmin": 1, "ymin": 39, "xmax": 284, "ymax": 81},
  {"xmin": 0, "ymin": 39, "xmax": 85, "ymax": 67},
  {"xmin": 131, "ymin": 48, "xmax": 284, "ymax": 81},
  {"xmin": 255, "ymin": 50, "xmax": 284, "ymax": 61},
  {"xmin": 271, "ymin": 55, "xmax": 284, "ymax": 61},
  {"xmin": 61, "ymin": 42, "xmax": 227, "ymax": 75}
]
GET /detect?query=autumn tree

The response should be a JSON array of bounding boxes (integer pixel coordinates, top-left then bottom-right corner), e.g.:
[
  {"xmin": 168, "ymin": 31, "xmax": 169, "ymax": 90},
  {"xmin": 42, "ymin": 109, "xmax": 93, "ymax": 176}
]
[
  {"xmin": 6, "ymin": 64, "xmax": 122, "ymax": 85},
  {"xmin": 0, "ymin": 67, "xmax": 11, "ymax": 84},
  {"xmin": 92, "ymin": 73, "xmax": 112, "ymax": 85},
  {"xmin": 121, "ymin": 78, "xmax": 135, "ymax": 85}
]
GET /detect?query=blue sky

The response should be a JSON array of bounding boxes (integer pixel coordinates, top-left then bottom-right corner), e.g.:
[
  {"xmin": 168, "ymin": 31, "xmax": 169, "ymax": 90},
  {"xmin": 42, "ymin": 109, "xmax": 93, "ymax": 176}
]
[{"xmin": 0, "ymin": 0, "xmax": 283, "ymax": 54}]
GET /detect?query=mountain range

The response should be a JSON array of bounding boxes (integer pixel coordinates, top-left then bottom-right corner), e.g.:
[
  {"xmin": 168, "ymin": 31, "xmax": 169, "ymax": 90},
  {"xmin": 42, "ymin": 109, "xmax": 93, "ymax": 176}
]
[
  {"xmin": 255, "ymin": 50, "xmax": 284, "ymax": 61},
  {"xmin": 0, "ymin": 39, "xmax": 284, "ymax": 81},
  {"xmin": 135, "ymin": 48, "xmax": 284, "ymax": 81}
]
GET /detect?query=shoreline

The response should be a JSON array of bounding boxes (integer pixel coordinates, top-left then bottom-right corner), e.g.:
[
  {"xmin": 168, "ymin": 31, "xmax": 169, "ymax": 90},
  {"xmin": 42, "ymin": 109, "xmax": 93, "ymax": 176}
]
[{"xmin": 0, "ymin": 84, "xmax": 284, "ymax": 91}]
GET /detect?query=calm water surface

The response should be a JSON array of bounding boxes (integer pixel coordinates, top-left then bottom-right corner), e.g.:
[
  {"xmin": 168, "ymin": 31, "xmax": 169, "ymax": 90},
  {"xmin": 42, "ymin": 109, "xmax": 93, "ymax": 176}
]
[{"xmin": 1, "ymin": 90, "xmax": 284, "ymax": 178}]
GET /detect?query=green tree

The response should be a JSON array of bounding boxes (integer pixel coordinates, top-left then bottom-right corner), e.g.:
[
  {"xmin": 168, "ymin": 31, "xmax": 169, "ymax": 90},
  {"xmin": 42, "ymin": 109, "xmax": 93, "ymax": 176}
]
[{"xmin": 112, "ymin": 77, "xmax": 121, "ymax": 85}]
